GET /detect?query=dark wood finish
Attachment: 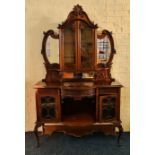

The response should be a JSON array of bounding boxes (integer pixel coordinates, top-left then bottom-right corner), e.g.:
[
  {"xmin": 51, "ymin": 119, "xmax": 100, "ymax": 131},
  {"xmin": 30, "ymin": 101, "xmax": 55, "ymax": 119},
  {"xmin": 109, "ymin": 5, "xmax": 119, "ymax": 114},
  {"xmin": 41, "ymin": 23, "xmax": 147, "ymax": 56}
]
[
  {"xmin": 43, "ymin": 63, "xmax": 61, "ymax": 83},
  {"xmin": 34, "ymin": 4, "xmax": 123, "ymax": 147}
]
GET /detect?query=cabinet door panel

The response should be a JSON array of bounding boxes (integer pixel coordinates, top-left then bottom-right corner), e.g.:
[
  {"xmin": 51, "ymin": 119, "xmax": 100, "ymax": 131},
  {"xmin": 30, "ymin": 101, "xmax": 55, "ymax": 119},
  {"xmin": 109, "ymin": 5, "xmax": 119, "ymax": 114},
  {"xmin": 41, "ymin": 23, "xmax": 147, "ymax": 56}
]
[
  {"xmin": 99, "ymin": 95, "xmax": 117, "ymax": 121},
  {"xmin": 36, "ymin": 89, "xmax": 60, "ymax": 122},
  {"xmin": 40, "ymin": 96, "xmax": 56, "ymax": 120},
  {"xmin": 64, "ymin": 22, "xmax": 76, "ymax": 70},
  {"xmin": 80, "ymin": 22, "xmax": 94, "ymax": 70}
]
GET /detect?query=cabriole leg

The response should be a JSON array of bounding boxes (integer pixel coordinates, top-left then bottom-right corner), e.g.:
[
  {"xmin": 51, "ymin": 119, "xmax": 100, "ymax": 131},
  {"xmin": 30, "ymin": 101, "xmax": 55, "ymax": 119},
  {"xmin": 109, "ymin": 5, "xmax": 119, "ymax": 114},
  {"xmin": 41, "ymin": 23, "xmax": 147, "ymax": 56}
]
[
  {"xmin": 34, "ymin": 122, "xmax": 42, "ymax": 147},
  {"xmin": 115, "ymin": 124, "xmax": 123, "ymax": 145}
]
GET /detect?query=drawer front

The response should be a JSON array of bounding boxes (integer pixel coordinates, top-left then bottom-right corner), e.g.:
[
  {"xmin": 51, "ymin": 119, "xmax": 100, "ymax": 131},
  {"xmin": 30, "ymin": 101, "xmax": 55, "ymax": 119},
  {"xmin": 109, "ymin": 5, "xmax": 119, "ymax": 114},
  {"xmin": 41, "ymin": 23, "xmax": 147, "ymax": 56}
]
[
  {"xmin": 98, "ymin": 88, "xmax": 119, "ymax": 95},
  {"xmin": 61, "ymin": 88, "xmax": 95, "ymax": 97},
  {"xmin": 38, "ymin": 88, "xmax": 59, "ymax": 95}
]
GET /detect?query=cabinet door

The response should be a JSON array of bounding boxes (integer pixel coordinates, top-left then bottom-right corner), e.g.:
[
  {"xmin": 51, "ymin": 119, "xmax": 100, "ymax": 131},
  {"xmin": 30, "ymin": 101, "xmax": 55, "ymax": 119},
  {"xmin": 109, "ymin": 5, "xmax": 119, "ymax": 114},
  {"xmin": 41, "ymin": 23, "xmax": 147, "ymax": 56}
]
[
  {"xmin": 99, "ymin": 95, "xmax": 117, "ymax": 121},
  {"xmin": 80, "ymin": 21, "xmax": 94, "ymax": 70},
  {"xmin": 40, "ymin": 96, "xmax": 57, "ymax": 121},
  {"xmin": 36, "ymin": 89, "xmax": 60, "ymax": 122},
  {"xmin": 63, "ymin": 21, "xmax": 77, "ymax": 71}
]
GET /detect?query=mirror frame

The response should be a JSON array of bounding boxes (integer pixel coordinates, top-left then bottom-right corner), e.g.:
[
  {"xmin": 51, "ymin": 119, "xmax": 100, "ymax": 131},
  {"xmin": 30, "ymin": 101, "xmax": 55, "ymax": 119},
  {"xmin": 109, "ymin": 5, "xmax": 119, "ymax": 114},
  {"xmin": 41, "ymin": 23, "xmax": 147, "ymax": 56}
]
[
  {"xmin": 41, "ymin": 30, "xmax": 59, "ymax": 65},
  {"xmin": 97, "ymin": 30, "xmax": 116, "ymax": 68}
]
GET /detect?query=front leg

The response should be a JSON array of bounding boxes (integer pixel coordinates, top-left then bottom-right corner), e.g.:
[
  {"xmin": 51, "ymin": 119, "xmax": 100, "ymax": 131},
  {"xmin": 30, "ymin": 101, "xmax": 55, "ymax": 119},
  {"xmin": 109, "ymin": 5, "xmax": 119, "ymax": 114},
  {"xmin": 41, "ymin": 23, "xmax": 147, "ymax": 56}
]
[
  {"xmin": 42, "ymin": 123, "xmax": 45, "ymax": 135},
  {"xmin": 34, "ymin": 122, "xmax": 42, "ymax": 147},
  {"xmin": 115, "ymin": 124, "xmax": 123, "ymax": 145}
]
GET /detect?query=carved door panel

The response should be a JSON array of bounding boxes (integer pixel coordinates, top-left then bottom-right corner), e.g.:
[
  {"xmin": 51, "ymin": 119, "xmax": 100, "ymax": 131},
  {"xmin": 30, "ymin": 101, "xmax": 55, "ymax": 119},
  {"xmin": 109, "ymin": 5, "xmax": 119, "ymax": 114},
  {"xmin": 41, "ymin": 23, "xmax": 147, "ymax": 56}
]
[
  {"xmin": 79, "ymin": 21, "xmax": 95, "ymax": 71},
  {"xmin": 99, "ymin": 95, "xmax": 117, "ymax": 122},
  {"xmin": 36, "ymin": 89, "xmax": 60, "ymax": 122},
  {"xmin": 62, "ymin": 21, "xmax": 77, "ymax": 71}
]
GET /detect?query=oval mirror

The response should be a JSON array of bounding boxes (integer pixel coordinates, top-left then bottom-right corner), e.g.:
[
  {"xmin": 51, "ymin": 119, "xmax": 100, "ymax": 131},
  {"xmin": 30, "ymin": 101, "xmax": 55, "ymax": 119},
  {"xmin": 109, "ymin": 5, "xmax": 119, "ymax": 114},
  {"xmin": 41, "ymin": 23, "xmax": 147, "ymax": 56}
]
[
  {"xmin": 46, "ymin": 35, "xmax": 59, "ymax": 64},
  {"xmin": 97, "ymin": 35, "xmax": 111, "ymax": 65},
  {"xmin": 97, "ymin": 30, "xmax": 115, "ymax": 67}
]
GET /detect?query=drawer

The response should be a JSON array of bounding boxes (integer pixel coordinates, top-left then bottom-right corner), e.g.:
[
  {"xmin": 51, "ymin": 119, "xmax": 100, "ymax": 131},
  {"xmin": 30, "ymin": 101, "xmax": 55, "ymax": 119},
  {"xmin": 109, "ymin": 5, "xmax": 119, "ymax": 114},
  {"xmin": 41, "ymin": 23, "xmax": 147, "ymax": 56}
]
[
  {"xmin": 61, "ymin": 88, "xmax": 95, "ymax": 97},
  {"xmin": 98, "ymin": 88, "xmax": 119, "ymax": 95},
  {"xmin": 37, "ymin": 88, "xmax": 59, "ymax": 95}
]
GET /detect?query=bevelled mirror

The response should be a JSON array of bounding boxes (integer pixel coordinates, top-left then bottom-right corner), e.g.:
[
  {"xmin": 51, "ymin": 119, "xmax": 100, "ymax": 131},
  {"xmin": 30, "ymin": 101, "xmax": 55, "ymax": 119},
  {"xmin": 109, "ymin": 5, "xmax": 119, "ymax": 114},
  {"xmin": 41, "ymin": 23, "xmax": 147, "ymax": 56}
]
[
  {"xmin": 41, "ymin": 30, "xmax": 59, "ymax": 64},
  {"xmin": 97, "ymin": 30, "xmax": 115, "ymax": 67},
  {"xmin": 46, "ymin": 35, "xmax": 59, "ymax": 64}
]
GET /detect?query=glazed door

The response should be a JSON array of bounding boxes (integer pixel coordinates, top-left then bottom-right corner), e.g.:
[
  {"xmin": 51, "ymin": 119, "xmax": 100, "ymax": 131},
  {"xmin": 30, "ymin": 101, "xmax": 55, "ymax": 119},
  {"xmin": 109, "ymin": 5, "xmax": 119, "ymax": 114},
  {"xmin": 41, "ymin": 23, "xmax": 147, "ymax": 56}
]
[
  {"xmin": 36, "ymin": 89, "xmax": 61, "ymax": 122},
  {"xmin": 60, "ymin": 20, "xmax": 95, "ymax": 72},
  {"xmin": 79, "ymin": 21, "xmax": 95, "ymax": 71},
  {"xmin": 99, "ymin": 95, "xmax": 117, "ymax": 122},
  {"xmin": 62, "ymin": 21, "xmax": 77, "ymax": 71},
  {"xmin": 40, "ymin": 96, "xmax": 57, "ymax": 121}
]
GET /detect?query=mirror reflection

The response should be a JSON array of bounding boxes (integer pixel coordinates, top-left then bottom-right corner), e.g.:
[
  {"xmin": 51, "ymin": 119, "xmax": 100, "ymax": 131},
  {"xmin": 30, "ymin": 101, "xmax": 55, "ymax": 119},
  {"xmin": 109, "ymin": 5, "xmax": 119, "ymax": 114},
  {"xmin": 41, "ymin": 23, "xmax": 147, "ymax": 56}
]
[
  {"xmin": 97, "ymin": 35, "xmax": 111, "ymax": 64},
  {"xmin": 46, "ymin": 36, "xmax": 59, "ymax": 64}
]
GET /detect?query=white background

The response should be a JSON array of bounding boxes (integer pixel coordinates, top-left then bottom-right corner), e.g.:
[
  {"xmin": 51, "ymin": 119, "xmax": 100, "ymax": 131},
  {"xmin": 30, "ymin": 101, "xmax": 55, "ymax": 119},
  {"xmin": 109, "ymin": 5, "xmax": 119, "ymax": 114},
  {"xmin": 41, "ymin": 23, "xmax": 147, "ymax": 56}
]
[{"xmin": 0, "ymin": 0, "xmax": 155, "ymax": 154}]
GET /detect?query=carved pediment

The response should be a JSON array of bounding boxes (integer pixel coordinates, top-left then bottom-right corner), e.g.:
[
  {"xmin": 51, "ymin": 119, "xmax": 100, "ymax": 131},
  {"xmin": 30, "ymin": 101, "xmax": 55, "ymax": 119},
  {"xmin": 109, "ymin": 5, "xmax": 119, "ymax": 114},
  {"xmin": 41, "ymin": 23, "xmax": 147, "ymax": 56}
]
[{"xmin": 58, "ymin": 4, "xmax": 98, "ymax": 28}]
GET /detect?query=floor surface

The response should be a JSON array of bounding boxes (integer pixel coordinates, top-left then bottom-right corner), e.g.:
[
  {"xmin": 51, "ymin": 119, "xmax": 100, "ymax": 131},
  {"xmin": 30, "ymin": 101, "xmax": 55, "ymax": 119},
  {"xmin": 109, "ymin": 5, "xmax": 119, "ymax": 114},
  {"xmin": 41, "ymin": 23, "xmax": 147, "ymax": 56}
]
[{"xmin": 25, "ymin": 132, "xmax": 130, "ymax": 155}]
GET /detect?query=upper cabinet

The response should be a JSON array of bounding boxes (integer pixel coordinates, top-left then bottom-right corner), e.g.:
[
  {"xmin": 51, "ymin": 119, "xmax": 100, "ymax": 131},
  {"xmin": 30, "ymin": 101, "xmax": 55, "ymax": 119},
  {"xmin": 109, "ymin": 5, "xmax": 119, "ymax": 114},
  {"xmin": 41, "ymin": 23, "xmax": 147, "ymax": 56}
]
[
  {"xmin": 41, "ymin": 4, "xmax": 116, "ymax": 83},
  {"xmin": 58, "ymin": 4, "xmax": 97, "ymax": 72}
]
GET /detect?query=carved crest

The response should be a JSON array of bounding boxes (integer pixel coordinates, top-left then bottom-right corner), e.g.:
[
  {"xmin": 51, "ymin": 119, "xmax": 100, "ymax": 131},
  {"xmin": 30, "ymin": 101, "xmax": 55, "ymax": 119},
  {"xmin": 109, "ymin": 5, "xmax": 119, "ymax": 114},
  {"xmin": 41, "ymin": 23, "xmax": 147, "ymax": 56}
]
[
  {"xmin": 58, "ymin": 4, "xmax": 98, "ymax": 28},
  {"xmin": 72, "ymin": 4, "xmax": 83, "ymax": 16}
]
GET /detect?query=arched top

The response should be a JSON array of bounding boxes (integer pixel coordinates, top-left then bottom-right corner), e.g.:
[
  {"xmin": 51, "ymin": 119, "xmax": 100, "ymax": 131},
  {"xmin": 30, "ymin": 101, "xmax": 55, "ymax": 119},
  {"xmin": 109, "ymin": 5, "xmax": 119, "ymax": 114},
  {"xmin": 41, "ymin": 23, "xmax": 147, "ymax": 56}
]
[{"xmin": 58, "ymin": 4, "xmax": 98, "ymax": 29}]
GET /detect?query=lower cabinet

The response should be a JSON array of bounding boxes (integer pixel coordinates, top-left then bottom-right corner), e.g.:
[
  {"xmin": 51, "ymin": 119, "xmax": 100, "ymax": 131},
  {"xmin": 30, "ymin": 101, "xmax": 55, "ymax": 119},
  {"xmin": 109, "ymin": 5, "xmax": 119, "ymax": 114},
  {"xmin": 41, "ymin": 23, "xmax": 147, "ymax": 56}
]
[
  {"xmin": 34, "ymin": 85, "xmax": 123, "ymax": 147},
  {"xmin": 36, "ymin": 88, "xmax": 120, "ymax": 123}
]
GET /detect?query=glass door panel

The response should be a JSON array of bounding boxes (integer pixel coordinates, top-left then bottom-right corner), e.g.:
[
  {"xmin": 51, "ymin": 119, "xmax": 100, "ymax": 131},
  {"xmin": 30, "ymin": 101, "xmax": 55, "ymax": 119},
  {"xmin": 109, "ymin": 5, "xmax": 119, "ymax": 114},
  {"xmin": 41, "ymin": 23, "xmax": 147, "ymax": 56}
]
[
  {"xmin": 80, "ymin": 22, "xmax": 94, "ymax": 69},
  {"xmin": 40, "ymin": 96, "xmax": 56, "ymax": 120},
  {"xmin": 64, "ymin": 22, "xmax": 76, "ymax": 70},
  {"xmin": 100, "ymin": 96, "xmax": 116, "ymax": 121}
]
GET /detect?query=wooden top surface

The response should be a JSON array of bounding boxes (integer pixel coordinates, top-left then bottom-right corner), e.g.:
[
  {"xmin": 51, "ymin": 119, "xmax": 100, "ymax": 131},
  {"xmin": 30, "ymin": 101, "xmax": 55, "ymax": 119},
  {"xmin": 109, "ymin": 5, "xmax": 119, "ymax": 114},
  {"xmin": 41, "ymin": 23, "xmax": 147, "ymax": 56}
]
[{"xmin": 34, "ymin": 80, "xmax": 123, "ymax": 89}]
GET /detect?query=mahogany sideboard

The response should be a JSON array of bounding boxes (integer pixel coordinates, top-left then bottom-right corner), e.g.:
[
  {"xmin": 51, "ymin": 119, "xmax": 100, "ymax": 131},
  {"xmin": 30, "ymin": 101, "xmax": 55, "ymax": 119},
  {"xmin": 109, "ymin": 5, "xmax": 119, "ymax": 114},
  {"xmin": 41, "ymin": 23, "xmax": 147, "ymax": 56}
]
[{"xmin": 33, "ymin": 4, "xmax": 123, "ymax": 147}]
